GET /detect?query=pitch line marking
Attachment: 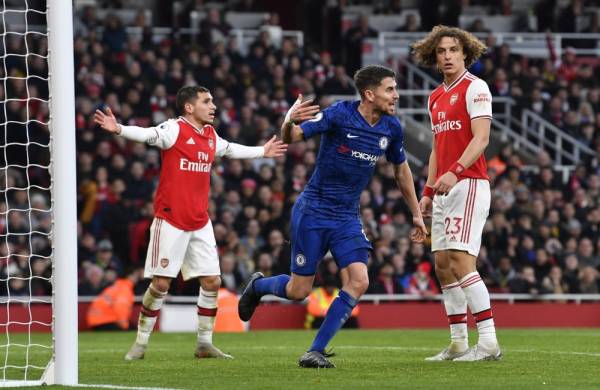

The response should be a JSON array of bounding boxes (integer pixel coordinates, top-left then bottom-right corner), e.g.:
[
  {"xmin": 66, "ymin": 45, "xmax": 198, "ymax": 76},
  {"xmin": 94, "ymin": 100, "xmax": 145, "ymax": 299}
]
[
  {"xmin": 337, "ymin": 345, "xmax": 600, "ymax": 357},
  {"xmin": 70, "ymin": 384, "xmax": 182, "ymax": 390},
  {"xmin": 87, "ymin": 345, "xmax": 600, "ymax": 358}
]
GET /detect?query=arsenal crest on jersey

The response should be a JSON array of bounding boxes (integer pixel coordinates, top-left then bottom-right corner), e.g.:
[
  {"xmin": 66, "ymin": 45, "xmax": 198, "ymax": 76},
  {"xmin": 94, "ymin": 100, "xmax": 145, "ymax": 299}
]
[
  {"xmin": 208, "ymin": 137, "xmax": 214, "ymax": 149},
  {"xmin": 450, "ymin": 93, "xmax": 459, "ymax": 105},
  {"xmin": 160, "ymin": 258, "xmax": 169, "ymax": 268}
]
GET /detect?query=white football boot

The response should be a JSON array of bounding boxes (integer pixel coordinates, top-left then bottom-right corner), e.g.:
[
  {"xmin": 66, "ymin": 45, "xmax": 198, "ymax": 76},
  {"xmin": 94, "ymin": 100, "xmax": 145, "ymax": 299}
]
[
  {"xmin": 425, "ymin": 345, "xmax": 469, "ymax": 361},
  {"xmin": 194, "ymin": 342, "xmax": 233, "ymax": 359},
  {"xmin": 453, "ymin": 344, "xmax": 502, "ymax": 361},
  {"xmin": 125, "ymin": 342, "xmax": 147, "ymax": 360}
]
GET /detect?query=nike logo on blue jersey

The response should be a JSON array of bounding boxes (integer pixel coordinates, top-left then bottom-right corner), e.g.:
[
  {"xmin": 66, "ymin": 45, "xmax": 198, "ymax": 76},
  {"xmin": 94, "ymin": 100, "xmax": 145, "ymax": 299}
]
[{"xmin": 347, "ymin": 134, "xmax": 359, "ymax": 138}]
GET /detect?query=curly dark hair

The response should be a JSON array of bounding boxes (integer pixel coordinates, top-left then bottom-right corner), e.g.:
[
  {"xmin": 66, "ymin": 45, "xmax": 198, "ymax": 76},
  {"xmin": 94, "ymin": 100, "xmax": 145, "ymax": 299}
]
[{"xmin": 411, "ymin": 25, "xmax": 487, "ymax": 69}]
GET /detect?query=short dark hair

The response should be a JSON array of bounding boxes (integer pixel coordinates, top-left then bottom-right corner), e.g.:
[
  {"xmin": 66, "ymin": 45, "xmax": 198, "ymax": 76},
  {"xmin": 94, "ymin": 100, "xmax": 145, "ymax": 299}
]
[
  {"xmin": 353, "ymin": 65, "xmax": 396, "ymax": 98},
  {"xmin": 176, "ymin": 86, "xmax": 210, "ymax": 114}
]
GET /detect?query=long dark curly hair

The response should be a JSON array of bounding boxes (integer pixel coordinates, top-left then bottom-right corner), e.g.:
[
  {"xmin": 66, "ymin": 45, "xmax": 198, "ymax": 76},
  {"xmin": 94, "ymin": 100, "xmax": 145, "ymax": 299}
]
[{"xmin": 411, "ymin": 25, "xmax": 487, "ymax": 69}]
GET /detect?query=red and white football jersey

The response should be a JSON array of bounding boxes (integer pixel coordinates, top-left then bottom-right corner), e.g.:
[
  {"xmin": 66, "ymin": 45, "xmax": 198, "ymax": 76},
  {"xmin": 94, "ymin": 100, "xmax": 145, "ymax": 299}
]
[
  {"xmin": 149, "ymin": 117, "xmax": 230, "ymax": 231},
  {"xmin": 428, "ymin": 70, "xmax": 492, "ymax": 181}
]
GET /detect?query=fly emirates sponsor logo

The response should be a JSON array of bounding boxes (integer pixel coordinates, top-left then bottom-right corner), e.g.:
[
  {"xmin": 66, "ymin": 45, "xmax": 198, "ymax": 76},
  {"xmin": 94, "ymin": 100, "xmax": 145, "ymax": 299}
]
[
  {"xmin": 180, "ymin": 151, "xmax": 212, "ymax": 172},
  {"xmin": 432, "ymin": 111, "xmax": 462, "ymax": 134}
]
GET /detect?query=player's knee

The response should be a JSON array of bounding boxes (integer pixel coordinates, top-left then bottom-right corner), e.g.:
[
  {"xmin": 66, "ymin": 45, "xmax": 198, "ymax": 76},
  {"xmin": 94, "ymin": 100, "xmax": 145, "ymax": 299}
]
[
  {"xmin": 151, "ymin": 278, "xmax": 171, "ymax": 294},
  {"xmin": 434, "ymin": 253, "xmax": 450, "ymax": 271},
  {"xmin": 287, "ymin": 286, "xmax": 311, "ymax": 301},
  {"xmin": 200, "ymin": 275, "xmax": 221, "ymax": 291},
  {"xmin": 434, "ymin": 264, "xmax": 451, "ymax": 280},
  {"xmin": 347, "ymin": 276, "xmax": 369, "ymax": 296},
  {"xmin": 447, "ymin": 252, "xmax": 474, "ymax": 278}
]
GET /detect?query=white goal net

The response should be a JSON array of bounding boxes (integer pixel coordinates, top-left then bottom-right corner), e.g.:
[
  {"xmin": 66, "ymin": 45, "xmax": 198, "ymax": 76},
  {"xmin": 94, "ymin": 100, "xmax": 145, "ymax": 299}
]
[{"xmin": 1, "ymin": 0, "xmax": 77, "ymax": 386}]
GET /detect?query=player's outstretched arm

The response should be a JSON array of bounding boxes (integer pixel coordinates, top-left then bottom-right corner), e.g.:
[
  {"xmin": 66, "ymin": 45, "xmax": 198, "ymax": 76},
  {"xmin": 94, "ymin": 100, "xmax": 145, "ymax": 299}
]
[
  {"xmin": 94, "ymin": 107, "xmax": 121, "ymax": 134},
  {"xmin": 263, "ymin": 135, "xmax": 288, "ymax": 158},
  {"xmin": 394, "ymin": 162, "xmax": 428, "ymax": 242},
  {"xmin": 281, "ymin": 94, "xmax": 320, "ymax": 143},
  {"xmin": 94, "ymin": 107, "xmax": 177, "ymax": 149},
  {"xmin": 218, "ymin": 135, "xmax": 287, "ymax": 159}
]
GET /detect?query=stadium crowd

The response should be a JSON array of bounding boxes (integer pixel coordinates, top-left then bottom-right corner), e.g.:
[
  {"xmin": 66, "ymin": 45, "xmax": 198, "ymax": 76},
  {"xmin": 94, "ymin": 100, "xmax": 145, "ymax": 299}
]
[{"xmin": 1, "ymin": 0, "xmax": 600, "ymax": 299}]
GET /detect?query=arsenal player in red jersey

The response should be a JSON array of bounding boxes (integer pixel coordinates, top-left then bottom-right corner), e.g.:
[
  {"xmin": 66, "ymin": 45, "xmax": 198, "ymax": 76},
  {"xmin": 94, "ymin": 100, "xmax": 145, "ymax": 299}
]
[
  {"xmin": 412, "ymin": 26, "xmax": 501, "ymax": 361},
  {"xmin": 94, "ymin": 86, "xmax": 290, "ymax": 360}
]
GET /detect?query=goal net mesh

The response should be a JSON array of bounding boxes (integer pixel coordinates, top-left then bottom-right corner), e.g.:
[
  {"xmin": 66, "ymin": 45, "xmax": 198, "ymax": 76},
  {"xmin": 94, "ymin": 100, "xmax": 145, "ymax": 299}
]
[{"xmin": 0, "ymin": 0, "xmax": 53, "ymax": 384}]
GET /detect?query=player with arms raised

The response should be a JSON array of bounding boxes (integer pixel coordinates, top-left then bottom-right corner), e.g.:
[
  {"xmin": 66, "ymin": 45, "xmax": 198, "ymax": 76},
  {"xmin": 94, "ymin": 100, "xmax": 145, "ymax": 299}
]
[
  {"xmin": 238, "ymin": 65, "xmax": 428, "ymax": 368},
  {"xmin": 412, "ymin": 26, "xmax": 501, "ymax": 361},
  {"xmin": 94, "ymin": 86, "xmax": 288, "ymax": 361}
]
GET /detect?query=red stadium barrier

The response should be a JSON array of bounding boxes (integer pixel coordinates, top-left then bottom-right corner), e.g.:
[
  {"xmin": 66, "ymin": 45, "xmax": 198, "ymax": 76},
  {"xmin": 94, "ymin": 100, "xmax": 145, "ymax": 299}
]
[
  {"xmin": 1, "ymin": 301, "xmax": 598, "ymax": 332},
  {"xmin": 248, "ymin": 302, "xmax": 600, "ymax": 329}
]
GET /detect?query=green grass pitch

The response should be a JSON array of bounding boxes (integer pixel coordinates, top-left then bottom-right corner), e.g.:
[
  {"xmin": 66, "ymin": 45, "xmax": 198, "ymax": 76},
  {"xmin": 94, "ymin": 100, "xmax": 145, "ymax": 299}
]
[{"xmin": 3, "ymin": 329, "xmax": 599, "ymax": 389}]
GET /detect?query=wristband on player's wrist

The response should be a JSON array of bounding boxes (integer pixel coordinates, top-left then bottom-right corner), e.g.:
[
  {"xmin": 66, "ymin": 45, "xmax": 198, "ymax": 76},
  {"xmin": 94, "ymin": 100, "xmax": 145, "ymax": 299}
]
[
  {"xmin": 422, "ymin": 185, "xmax": 434, "ymax": 198},
  {"xmin": 449, "ymin": 161, "xmax": 465, "ymax": 177}
]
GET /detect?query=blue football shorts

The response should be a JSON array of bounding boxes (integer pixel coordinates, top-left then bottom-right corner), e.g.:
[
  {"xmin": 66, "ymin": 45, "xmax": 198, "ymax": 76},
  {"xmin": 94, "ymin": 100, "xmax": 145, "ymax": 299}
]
[{"xmin": 289, "ymin": 199, "xmax": 372, "ymax": 276}]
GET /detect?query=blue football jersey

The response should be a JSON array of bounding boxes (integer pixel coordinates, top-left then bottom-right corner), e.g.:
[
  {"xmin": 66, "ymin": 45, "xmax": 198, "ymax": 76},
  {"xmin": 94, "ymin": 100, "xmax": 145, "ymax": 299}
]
[{"xmin": 299, "ymin": 100, "xmax": 406, "ymax": 219}]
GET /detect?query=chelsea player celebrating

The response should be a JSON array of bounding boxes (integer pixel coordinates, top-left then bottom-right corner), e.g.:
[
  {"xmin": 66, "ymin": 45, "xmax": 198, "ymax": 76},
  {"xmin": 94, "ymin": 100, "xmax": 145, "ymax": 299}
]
[{"xmin": 238, "ymin": 65, "xmax": 428, "ymax": 368}]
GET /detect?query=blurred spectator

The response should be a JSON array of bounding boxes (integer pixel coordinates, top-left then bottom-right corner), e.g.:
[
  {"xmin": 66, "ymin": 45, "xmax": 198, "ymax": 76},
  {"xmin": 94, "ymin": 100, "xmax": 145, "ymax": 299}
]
[
  {"xmin": 95, "ymin": 239, "xmax": 124, "ymax": 278},
  {"xmin": 578, "ymin": 266, "xmax": 599, "ymax": 294},
  {"xmin": 542, "ymin": 265, "xmax": 568, "ymax": 294},
  {"xmin": 407, "ymin": 262, "xmax": 439, "ymax": 297},
  {"xmin": 490, "ymin": 256, "xmax": 517, "ymax": 292},
  {"xmin": 396, "ymin": 13, "xmax": 420, "ymax": 32},
  {"xmin": 79, "ymin": 263, "xmax": 106, "ymax": 296},
  {"xmin": 199, "ymin": 8, "xmax": 232, "ymax": 45},
  {"xmin": 220, "ymin": 252, "xmax": 244, "ymax": 293},
  {"xmin": 343, "ymin": 15, "xmax": 378, "ymax": 76},
  {"xmin": 369, "ymin": 262, "xmax": 403, "ymax": 294},
  {"xmin": 558, "ymin": 0, "xmax": 582, "ymax": 34},
  {"xmin": 86, "ymin": 267, "xmax": 141, "ymax": 330},
  {"xmin": 509, "ymin": 266, "xmax": 548, "ymax": 294}
]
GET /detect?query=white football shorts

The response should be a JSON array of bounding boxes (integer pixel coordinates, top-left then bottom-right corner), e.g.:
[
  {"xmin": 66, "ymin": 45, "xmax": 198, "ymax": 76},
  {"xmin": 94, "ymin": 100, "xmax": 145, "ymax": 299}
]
[
  {"xmin": 144, "ymin": 217, "xmax": 220, "ymax": 280},
  {"xmin": 431, "ymin": 178, "xmax": 490, "ymax": 257}
]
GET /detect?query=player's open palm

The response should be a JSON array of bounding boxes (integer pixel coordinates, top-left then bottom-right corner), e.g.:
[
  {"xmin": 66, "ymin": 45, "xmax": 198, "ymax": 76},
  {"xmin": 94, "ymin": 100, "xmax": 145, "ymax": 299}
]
[
  {"xmin": 263, "ymin": 135, "xmax": 288, "ymax": 158},
  {"xmin": 287, "ymin": 94, "xmax": 321, "ymax": 124},
  {"xmin": 94, "ymin": 107, "xmax": 120, "ymax": 134},
  {"xmin": 411, "ymin": 216, "xmax": 428, "ymax": 243}
]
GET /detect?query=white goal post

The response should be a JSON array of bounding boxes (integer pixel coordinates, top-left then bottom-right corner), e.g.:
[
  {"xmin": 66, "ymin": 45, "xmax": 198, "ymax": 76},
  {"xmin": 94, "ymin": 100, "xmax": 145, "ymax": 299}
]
[
  {"xmin": 0, "ymin": 0, "xmax": 77, "ymax": 386},
  {"xmin": 48, "ymin": 0, "xmax": 78, "ymax": 386}
]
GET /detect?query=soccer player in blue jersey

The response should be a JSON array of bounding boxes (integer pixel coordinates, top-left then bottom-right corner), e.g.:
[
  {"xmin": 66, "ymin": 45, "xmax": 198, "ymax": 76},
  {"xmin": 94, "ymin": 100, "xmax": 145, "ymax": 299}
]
[{"xmin": 238, "ymin": 65, "xmax": 427, "ymax": 368}]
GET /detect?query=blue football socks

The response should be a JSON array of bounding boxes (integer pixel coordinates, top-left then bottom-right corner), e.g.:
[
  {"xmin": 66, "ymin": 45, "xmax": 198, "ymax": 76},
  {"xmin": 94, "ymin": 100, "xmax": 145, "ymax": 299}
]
[
  {"xmin": 253, "ymin": 274, "xmax": 290, "ymax": 299},
  {"xmin": 309, "ymin": 289, "xmax": 357, "ymax": 352}
]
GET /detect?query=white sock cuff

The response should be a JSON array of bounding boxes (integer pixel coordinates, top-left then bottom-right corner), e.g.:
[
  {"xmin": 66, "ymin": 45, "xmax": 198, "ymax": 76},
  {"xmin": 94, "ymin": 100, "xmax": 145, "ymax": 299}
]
[
  {"xmin": 442, "ymin": 284, "xmax": 467, "ymax": 315},
  {"xmin": 441, "ymin": 281, "xmax": 460, "ymax": 290},
  {"xmin": 198, "ymin": 288, "xmax": 218, "ymax": 309},
  {"xmin": 143, "ymin": 286, "xmax": 166, "ymax": 312},
  {"xmin": 459, "ymin": 272, "xmax": 481, "ymax": 288},
  {"xmin": 149, "ymin": 283, "xmax": 168, "ymax": 297}
]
